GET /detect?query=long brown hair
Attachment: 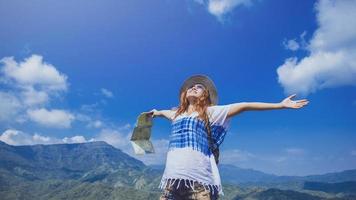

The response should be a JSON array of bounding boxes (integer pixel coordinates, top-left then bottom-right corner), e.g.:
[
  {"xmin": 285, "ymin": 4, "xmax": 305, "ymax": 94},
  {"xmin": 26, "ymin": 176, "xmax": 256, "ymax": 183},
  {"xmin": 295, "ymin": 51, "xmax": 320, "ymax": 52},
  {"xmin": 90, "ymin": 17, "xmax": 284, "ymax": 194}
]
[
  {"xmin": 172, "ymin": 87, "xmax": 220, "ymax": 164},
  {"xmin": 172, "ymin": 87, "xmax": 212, "ymax": 120}
]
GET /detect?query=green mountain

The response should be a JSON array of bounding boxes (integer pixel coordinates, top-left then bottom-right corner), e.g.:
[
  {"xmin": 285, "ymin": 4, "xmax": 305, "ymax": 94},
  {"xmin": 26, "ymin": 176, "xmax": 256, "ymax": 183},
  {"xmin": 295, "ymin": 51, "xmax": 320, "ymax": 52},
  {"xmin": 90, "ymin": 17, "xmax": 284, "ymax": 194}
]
[
  {"xmin": 0, "ymin": 141, "xmax": 163, "ymax": 199},
  {"xmin": 151, "ymin": 163, "xmax": 356, "ymax": 190},
  {"xmin": 304, "ymin": 181, "xmax": 356, "ymax": 194},
  {"xmin": 1, "ymin": 141, "xmax": 355, "ymax": 200}
]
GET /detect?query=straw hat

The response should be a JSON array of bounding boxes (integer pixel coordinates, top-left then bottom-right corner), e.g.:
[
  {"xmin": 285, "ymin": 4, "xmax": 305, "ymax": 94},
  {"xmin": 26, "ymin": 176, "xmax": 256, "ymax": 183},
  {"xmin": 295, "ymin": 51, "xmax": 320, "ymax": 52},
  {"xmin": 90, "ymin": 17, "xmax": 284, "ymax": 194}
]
[{"xmin": 179, "ymin": 74, "xmax": 218, "ymax": 105}]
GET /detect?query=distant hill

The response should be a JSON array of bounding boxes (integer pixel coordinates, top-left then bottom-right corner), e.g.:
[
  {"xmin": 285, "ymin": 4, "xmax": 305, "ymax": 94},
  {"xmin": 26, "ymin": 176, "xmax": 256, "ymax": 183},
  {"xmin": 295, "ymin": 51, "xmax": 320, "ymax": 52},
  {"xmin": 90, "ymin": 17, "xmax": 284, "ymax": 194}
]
[
  {"xmin": 304, "ymin": 181, "xmax": 356, "ymax": 194},
  {"xmin": 0, "ymin": 140, "xmax": 163, "ymax": 199},
  {"xmin": 150, "ymin": 163, "xmax": 356, "ymax": 189},
  {"xmin": 1, "ymin": 141, "xmax": 355, "ymax": 200},
  {"xmin": 219, "ymin": 164, "xmax": 280, "ymax": 184}
]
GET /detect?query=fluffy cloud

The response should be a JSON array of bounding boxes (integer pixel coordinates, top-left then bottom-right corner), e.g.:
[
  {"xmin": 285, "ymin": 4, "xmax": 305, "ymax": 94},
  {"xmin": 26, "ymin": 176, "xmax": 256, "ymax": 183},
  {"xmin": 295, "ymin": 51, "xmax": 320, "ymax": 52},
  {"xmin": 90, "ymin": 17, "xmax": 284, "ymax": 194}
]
[
  {"xmin": 21, "ymin": 86, "xmax": 49, "ymax": 106},
  {"xmin": 101, "ymin": 88, "xmax": 114, "ymax": 98},
  {"xmin": 27, "ymin": 108, "xmax": 75, "ymax": 128},
  {"xmin": 1, "ymin": 55, "xmax": 67, "ymax": 91},
  {"xmin": 0, "ymin": 92, "xmax": 21, "ymax": 121},
  {"xmin": 86, "ymin": 120, "xmax": 103, "ymax": 128},
  {"xmin": 62, "ymin": 135, "xmax": 89, "ymax": 143},
  {"xmin": 95, "ymin": 128, "xmax": 131, "ymax": 150},
  {"xmin": 0, "ymin": 129, "xmax": 93, "ymax": 146},
  {"xmin": 283, "ymin": 39, "xmax": 300, "ymax": 51},
  {"xmin": 0, "ymin": 55, "xmax": 66, "ymax": 107},
  {"xmin": 0, "ymin": 54, "xmax": 71, "ymax": 126},
  {"xmin": 0, "ymin": 55, "xmax": 81, "ymax": 128},
  {"xmin": 277, "ymin": 0, "xmax": 356, "ymax": 96},
  {"xmin": 283, "ymin": 31, "xmax": 308, "ymax": 51},
  {"xmin": 0, "ymin": 127, "xmax": 169, "ymax": 165},
  {"xmin": 193, "ymin": 0, "xmax": 253, "ymax": 20}
]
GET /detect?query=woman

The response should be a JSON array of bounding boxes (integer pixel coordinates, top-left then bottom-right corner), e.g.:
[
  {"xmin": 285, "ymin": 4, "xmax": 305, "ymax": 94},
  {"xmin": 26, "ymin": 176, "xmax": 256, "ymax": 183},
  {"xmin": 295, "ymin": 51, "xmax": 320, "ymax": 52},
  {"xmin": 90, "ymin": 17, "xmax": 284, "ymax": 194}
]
[{"xmin": 147, "ymin": 74, "xmax": 309, "ymax": 200}]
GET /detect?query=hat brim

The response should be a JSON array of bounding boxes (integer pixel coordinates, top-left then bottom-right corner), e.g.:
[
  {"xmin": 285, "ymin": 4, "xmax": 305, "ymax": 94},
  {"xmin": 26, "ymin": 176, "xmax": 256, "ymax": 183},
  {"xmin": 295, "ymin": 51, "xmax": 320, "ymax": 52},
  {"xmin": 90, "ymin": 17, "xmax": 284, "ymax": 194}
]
[{"xmin": 179, "ymin": 74, "xmax": 218, "ymax": 105}]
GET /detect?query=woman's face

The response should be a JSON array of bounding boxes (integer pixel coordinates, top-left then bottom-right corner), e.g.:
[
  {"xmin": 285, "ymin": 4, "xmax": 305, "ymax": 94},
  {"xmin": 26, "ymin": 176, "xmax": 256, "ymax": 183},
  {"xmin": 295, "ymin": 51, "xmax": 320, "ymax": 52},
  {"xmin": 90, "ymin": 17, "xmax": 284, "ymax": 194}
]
[{"xmin": 186, "ymin": 83, "xmax": 206, "ymax": 99}]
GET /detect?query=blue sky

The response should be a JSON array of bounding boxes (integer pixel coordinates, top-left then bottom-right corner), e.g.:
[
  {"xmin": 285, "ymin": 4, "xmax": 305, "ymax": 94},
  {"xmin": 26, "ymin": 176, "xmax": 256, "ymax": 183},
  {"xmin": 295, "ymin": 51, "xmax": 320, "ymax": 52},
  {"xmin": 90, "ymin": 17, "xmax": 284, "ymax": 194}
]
[{"xmin": 0, "ymin": 0, "xmax": 355, "ymax": 176}]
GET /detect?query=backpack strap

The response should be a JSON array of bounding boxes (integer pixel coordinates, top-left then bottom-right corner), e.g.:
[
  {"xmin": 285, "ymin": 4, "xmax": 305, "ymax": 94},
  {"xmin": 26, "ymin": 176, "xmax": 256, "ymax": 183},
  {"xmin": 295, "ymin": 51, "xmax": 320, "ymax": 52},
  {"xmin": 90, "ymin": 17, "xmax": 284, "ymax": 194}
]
[{"xmin": 205, "ymin": 119, "xmax": 219, "ymax": 165}]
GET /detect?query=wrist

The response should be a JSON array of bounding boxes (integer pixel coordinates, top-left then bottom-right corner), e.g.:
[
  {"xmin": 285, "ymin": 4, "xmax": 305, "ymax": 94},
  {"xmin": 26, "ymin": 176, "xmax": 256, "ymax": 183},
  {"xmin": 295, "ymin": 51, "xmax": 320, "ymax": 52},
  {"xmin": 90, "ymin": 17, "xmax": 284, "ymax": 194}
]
[
  {"xmin": 278, "ymin": 102, "xmax": 285, "ymax": 109},
  {"xmin": 155, "ymin": 110, "xmax": 162, "ymax": 117}
]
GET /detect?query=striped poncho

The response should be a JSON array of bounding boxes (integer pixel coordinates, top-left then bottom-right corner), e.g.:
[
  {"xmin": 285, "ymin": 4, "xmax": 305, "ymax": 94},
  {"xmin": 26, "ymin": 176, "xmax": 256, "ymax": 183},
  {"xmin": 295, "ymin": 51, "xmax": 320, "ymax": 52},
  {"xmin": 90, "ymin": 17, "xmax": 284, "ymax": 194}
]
[{"xmin": 158, "ymin": 104, "xmax": 232, "ymax": 196}]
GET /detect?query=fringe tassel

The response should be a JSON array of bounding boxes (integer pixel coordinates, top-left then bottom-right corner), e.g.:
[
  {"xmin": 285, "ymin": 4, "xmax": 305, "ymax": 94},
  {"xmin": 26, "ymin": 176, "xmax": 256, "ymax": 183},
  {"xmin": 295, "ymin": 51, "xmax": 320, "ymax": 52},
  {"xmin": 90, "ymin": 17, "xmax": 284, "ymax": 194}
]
[
  {"xmin": 176, "ymin": 179, "xmax": 182, "ymax": 189},
  {"xmin": 189, "ymin": 180, "xmax": 195, "ymax": 192},
  {"xmin": 162, "ymin": 178, "xmax": 169, "ymax": 189},
  {"xmin": 208, "ymin": 185, "xmax": 212, "ymax": 193},
  {"xmin": 158, "ymin": 177, "xmax": 222, "ymax": 195},
  {"xmin": 169, "ymin": 178, "xmax": 177, "ymax": 188}
]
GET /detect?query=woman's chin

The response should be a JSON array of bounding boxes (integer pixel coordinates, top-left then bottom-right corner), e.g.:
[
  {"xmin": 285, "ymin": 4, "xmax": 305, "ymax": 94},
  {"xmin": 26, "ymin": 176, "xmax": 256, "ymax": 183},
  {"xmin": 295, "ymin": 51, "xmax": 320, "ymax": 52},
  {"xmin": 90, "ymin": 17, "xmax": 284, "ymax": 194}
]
[{"xmin": 187, "ymin": 95, "xmax": 199, "ymax": 99}]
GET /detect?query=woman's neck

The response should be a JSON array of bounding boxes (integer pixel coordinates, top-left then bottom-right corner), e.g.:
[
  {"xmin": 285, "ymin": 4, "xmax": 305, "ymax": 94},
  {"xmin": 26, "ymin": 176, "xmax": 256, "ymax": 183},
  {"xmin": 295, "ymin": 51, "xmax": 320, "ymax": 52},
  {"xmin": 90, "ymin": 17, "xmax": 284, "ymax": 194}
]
[{"xmin": 187, "ymin": 105, "xmax": 197, "ymax": 113}]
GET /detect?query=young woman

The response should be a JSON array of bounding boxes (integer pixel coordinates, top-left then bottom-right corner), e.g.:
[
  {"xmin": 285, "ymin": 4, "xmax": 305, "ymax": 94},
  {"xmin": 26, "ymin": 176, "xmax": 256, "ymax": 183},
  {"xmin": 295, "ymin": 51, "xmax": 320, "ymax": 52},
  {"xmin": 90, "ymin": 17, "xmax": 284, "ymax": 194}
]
[{"xmin": 147, "ymin": 74, "xmax": 309, "ymax": 200}]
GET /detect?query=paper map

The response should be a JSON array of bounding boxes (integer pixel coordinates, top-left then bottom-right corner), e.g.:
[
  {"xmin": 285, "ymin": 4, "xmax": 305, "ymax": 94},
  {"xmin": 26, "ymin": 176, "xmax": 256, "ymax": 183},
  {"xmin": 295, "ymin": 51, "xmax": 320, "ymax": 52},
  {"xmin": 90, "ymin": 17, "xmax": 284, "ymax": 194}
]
[{"xmin": 130, "ymin": 112, "xmax": 155, "ymax": 155}]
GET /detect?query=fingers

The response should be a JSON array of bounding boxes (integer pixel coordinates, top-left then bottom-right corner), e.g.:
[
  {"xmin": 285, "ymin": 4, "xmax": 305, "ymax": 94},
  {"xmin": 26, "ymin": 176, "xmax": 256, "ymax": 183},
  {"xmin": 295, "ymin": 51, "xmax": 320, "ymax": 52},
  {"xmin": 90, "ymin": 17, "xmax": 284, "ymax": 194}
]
[
  {"xmin": 149, "ymin": 109, "xmax": 158, "ymax": 118},
  {"xmin": 288, "ymin": 93, "xmax": 297, "ymax": 99},
  {"xmin": 144, "ymin": 110, "xmax": 155, "ymax": 117},
  {"xmin": 296, "ymin": 99, "xmax": 309, "ymax": 104},
  {"xmin": 296, "ymin": 99, "xmax": 308, "ymax": 102},
  {"xmin": 294, "ymin": 101, "xmax": 309, "ymax": 108}
]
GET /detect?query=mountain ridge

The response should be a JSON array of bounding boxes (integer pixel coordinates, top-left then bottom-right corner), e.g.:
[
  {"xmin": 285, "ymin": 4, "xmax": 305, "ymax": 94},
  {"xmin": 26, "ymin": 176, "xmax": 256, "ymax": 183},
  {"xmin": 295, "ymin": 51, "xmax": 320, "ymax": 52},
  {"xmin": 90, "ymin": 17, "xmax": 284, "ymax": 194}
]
[{"xmin": 1, "ymin": 141, "xmax": 355, "ymax": 200}]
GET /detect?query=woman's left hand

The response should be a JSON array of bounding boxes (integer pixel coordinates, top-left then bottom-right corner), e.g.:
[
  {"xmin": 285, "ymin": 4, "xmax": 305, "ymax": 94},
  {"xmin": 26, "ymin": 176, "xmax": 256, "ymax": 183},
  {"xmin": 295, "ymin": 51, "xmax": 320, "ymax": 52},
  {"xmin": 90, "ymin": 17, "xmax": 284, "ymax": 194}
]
[{"xmin": 280, "ymin": 94, "xmax": 309, "ymax": 109}]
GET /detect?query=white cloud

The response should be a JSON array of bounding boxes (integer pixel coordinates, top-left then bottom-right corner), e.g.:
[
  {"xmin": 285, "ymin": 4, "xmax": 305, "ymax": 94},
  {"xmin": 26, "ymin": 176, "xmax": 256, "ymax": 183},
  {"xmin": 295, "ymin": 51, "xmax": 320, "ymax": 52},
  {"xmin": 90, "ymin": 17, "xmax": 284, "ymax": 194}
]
[
  {"xmin": 0, "ymin": 129, "xmax": 35, "ymax": 145},
  {"xmin": 62, "ymin": 135, "xmax": 90, "ymax": 143},
  {"xmin": 283, "ymin": 31, "xmax": 308, "ymax": 51},
  {"xmin": 80, "ymin": 102, "xmax": 100, "ymax": 113},
  {"xmin": 0, "ymin": 54, "xmax": 71, "ymax": 125},
  {"xmin": 32, "ymin": 133, "xmax": 52, "ymax": 143},
  {"xmin": 94, "ymin": 128, "xmax": 131, "ymax": 150},
  {"xmin": 0, "ymin": 92, "xmax": 21, "ymax": 121},
  {"xmin": 277, "ymin": 0, "xmax": 356, "ymax": 96},
  {"xmin": 0, "ymin": 129, "xmax": 94, "ymax": 145},
  {"xmin": 283, "ymin": 39, "xmax": 300, "ymax": 51},
  {"xmin": 75, "ymin": 113, "xmax": 106, "ymax": 129},
  {"xmin": 0, "ymin": 126, "xmax": 169, "ymax": 166},
  {"xmin": 101, "ymin": 88, "xmax": 114, "ymax": 98},
  {"xmin": 193, "ymin": 0, "xmax": 253, "ymax": 20},
  {"xmin": 75, "ymin": 113, "xmax": 92, "ymax": 122},
  {"xmin": 27, "ymin": 108, "xmax": 75, "ymax": 128},
  {"xmin": 86, "ymin": 120, "xmax": 103, "ymax": 129},
  {"xmin": 1, "ymin": 127, "xmax": 129, "ymax": 149},
  {"xmin": 1, "ymin": 55, "xmax": 67, "ymax": 91},
  {"xmin": 21, "ymin": 86, "xmax": 49, "ymax": 106}
]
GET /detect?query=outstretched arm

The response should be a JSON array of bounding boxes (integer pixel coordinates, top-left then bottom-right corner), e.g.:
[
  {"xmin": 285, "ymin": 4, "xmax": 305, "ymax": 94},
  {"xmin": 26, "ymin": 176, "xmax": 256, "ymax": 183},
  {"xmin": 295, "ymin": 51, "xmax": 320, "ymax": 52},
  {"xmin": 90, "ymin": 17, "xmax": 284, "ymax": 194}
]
[
  {"xmin": 146, "ymin": 109, "xmax": 174, "ymax": 121},
  {"xmin": 227, "ymin": 94, "xmax": 309, "ymax": 118}
]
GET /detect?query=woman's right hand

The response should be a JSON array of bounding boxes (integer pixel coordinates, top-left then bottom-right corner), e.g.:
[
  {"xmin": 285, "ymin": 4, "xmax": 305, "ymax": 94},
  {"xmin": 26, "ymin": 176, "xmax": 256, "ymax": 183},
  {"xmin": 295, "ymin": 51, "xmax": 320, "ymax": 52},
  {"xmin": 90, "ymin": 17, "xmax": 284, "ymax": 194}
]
[{"xmin": 147, "ymin": 109, "xmax": 159, "ymax": 118}]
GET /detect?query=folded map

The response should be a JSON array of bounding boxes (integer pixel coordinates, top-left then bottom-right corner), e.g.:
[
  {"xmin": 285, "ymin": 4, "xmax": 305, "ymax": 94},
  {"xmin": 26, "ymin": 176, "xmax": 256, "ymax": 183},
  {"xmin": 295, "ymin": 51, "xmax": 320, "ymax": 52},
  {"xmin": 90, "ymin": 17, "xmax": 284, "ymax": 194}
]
[{"xmin": 130, "ymin": 112, "xmax": 155, "ymax": 155}]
